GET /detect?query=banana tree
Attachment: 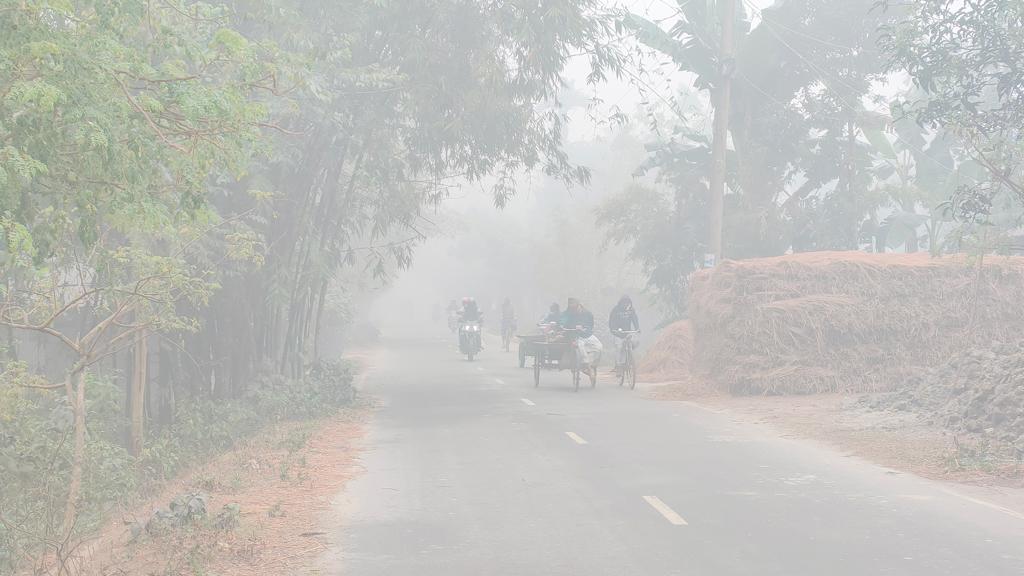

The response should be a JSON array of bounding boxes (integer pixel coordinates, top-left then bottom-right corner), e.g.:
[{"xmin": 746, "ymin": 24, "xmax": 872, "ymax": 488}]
[{"xmin": 623, "ymin": 0, "xmax": 890, "ymax": 255}]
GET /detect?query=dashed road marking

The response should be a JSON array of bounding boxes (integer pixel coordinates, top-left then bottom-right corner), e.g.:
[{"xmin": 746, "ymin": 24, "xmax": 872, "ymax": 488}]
[
  {"xmin": 520, "ymin": 398, "xmax": 535, "ymax": 406},
  {"xmin": 643, "ymin": 495, "xmax": 688, "ymax": 526},
  {"xmin": 494, "ymin": 378, "xmax": 505, "ymax": 385},
  {"xmin": 565, "ymin": 431, "xmax": 588, "ymax": 445}
]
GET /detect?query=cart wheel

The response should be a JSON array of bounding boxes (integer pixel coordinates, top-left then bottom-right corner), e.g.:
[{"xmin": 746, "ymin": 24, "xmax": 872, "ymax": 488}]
[{"xmin": 533, "ymin": 354, "xmax": 541, "ymax": 388}]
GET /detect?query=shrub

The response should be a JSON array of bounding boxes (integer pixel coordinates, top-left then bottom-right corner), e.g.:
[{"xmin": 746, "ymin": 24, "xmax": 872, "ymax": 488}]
[{"xmin": 1, "ymin": 358, "xmax": 354, "ymax": 571}]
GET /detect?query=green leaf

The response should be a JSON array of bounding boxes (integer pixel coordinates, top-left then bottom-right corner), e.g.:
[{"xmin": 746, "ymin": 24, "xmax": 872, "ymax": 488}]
[{"xmin": 211, "ymin": 29, "xmax": 249, "ymax": 55}]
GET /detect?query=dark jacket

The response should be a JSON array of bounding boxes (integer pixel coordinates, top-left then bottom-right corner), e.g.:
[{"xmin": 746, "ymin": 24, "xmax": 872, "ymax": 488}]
[
  {"xmin": 560, "ymin": 308, "xmax": 595, "ymax": 338},
  {"xmin": 460, "ymin": 302, "xmax": 481, "ymax": 322},
  {"xmin": 609, "ymin": 304, "xmax": 639, "ymax": 333}
]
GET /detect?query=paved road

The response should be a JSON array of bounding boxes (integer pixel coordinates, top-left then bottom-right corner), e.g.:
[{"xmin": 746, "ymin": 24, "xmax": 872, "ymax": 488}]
[{"xmin": 322, "ymin": 338, "xmax": 1024, "ymax": 575}]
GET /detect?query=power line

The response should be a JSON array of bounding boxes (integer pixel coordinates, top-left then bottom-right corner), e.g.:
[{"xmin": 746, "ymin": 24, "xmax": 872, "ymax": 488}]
[
  {"xmin": 740, "ymin": 0, "xmax": 871, "ymax": 54},
  {"xmin": 735, "ymin": 69, "xmax": 849, "ymax": 125}
]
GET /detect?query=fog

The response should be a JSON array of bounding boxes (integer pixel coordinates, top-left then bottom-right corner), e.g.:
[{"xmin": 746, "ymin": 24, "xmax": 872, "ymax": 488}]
[
  {"xmin": 3, "ymin": 1, "xmax": 1024, "ymax": 574},
  {"xmin": 368, "ymin": 129, "xmax": 657, "ymax": 340}
]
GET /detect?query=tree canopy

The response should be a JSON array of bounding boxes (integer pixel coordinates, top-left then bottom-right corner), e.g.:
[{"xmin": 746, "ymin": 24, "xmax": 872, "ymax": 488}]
[{"xmin": 879, "ymin": 0, "xmax": 1024, "ymax": 219}]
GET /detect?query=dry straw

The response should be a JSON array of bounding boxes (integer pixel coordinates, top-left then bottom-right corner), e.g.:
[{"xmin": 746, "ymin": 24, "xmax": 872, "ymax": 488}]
[{"xmin": 687, "ymin": 251, "xmax": 1024, "ymax": 395}]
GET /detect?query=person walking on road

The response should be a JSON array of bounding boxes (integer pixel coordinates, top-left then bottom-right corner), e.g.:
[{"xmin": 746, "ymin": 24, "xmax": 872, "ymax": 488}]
[{"xmin": 501, "ymin": 297, "xmax": 517, "ymax": 351}]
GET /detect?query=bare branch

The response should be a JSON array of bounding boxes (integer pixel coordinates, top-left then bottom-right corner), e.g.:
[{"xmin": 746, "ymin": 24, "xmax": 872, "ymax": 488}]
[{"xmin": 0, "ymin": 320, "xmax": 81, "ymax": 354}]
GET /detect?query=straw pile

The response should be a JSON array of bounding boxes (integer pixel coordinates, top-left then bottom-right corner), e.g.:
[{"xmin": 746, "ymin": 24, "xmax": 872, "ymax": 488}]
[
  {"xmin": 638, "ymin": 320, "xmax": 693, "ymax": 383},
  {"xmin": 688, "ymin": 251, "xmax": 1024, "ymax": 395}
]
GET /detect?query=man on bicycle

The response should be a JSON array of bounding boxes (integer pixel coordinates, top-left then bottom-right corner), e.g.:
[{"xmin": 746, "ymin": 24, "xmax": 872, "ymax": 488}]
[{"xmin": 609, "ymin": 295, "xmax": 640, "ymax": 373}]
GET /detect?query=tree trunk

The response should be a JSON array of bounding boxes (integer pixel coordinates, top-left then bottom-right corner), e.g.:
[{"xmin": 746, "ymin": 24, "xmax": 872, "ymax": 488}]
[
  {"xmin": 312, "ymin": 279, "xmax": 329, "ymax": 361},
  {"xmin": 129, "ymin": 330, "xmax": 148, "ymax": 457},
  {"xmin": 61, "ymin": 365, "xmax": 87, "ymax": 541}
]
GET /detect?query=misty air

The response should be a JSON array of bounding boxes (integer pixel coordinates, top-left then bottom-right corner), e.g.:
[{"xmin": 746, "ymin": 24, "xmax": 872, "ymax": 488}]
[{"xmin": 1, "ymin": 1, "xmax": 1023, "ymax": 575}]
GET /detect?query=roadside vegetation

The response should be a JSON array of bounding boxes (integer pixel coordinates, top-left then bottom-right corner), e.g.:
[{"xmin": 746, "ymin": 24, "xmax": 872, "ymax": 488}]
[
  {"xmin": 0, "ymin": 1, "xmax": 622, "ymax": 571},
  {"xmin": 621, "ymin": 0, "xmax": 1024, "ymax": 482}
]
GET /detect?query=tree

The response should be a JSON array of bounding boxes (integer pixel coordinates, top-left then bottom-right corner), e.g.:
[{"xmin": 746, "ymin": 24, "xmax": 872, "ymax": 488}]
[
  {"xmin": 597, "ymin": 126, "xmax": 712, "ymax": 320},
  {"xmin": 0, "ymin": 0, "xmax": 270, "ymax": 550},
  {"xmin": 624, "ymin": 0, "xmax": 892, "ymax": 257},
  {"xmin": 879, "ymin": 0, "xmax": 1024, "ymax": 219}
]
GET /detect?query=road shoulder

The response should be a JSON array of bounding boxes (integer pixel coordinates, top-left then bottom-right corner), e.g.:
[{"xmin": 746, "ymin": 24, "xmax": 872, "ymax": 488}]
[{"xmin": 649, "ymin": 381, "xmax": 1024, "ymax": 514}]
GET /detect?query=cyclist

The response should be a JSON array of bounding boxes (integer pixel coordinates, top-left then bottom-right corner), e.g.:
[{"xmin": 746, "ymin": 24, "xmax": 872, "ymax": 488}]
[{"xmin": 608, "ymin": 295, "xmax": 640, "ymax": 374}]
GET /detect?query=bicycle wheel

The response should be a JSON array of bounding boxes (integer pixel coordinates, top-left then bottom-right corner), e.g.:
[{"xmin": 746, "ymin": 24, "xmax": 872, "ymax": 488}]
[{"xmin": 626, "ymin": 346, "xmax": 637, "ymax": 390}]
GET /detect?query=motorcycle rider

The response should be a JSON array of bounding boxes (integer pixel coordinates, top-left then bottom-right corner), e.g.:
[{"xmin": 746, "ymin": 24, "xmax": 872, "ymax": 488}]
[
  {"xmin": 459, "ymin": 297, "xmax": 481, "ymax": 322},
  {"xmin": 609, "ymin": 295, "xmax": 641, "ymax": 372},
  {"xmin": 560, "ymin": 297, "xmax": 602, "ymax": 381},
  {"xmin": 458, "ymin": 297, "xmax": 483, "ymax": 350}
]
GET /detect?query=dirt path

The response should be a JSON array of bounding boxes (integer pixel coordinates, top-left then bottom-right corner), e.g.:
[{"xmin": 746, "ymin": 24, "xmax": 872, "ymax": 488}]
[
  {"xmin": 68, "ymin": 406, "xmax": 368, "ymax": 576},
  {"xmin": 66, "ymin": 351, "xmax": 378, "ymax": 576}
]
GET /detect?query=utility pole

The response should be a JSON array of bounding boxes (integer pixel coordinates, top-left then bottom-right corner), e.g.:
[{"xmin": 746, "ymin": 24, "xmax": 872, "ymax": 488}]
[{"xmin": 707, "ymin": 0, "xmax": 736, "ymax": 267}]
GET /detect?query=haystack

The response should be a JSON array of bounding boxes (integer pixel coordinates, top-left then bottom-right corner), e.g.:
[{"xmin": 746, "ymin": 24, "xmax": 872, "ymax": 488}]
[
  {"xmin": 689, "ymin": 251, "xmax": 1024, "ymax": 395},
  {"xmin": 638, "ymin": 320, "xmax": 693, "ymax": 383}
]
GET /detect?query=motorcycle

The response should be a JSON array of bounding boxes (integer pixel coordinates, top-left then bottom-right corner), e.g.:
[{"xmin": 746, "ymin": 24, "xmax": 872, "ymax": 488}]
[{"xmin": 459, "ymin": 321, "xmax": 482, "ymax": 361}]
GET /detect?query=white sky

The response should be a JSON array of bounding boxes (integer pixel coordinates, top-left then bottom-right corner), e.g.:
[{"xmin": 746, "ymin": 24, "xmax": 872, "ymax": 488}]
[
  {"xmin": 563, "ymin": 0, "xmax": 777, "ymax": 141},
  {"xmin": 560, "ymin": 0, "xmax": 919, "ymax": 144}
]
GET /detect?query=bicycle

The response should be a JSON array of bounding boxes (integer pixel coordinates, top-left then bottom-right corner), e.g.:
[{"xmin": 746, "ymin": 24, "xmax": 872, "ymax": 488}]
[{"xmin": 616, "ymin": 331, "xmax": 639, "ymax": 390}]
